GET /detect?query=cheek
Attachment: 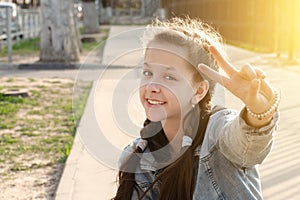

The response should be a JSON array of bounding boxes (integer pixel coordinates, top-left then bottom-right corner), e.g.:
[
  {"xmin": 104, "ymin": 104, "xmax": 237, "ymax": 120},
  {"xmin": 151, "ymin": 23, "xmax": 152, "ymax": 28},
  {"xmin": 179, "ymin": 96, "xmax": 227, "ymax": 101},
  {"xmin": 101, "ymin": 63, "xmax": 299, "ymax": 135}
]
[
  {"xmin": 168, "ymin": 85, "xmax": 194, "ymax": 107},
  {"xmin": 172, "ymin": 93, "xmax": 191, "ymax": 111}
]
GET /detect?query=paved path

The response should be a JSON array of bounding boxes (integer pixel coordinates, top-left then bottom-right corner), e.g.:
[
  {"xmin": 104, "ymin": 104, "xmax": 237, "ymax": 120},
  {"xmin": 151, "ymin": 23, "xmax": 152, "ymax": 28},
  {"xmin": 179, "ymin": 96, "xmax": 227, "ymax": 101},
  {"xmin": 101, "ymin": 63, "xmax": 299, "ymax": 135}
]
[{"xmin": 1, "ymin": 25, "xmax": 300, "ymax": 199}]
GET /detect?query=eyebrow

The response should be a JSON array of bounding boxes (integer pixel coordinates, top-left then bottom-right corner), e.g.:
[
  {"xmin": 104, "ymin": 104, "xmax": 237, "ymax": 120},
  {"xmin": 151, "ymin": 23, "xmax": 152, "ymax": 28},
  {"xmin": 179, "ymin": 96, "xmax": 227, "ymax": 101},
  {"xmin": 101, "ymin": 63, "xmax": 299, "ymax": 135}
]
[{"xmin": 143, "ymin": 62, "xmax": 175, "ymax": 71}]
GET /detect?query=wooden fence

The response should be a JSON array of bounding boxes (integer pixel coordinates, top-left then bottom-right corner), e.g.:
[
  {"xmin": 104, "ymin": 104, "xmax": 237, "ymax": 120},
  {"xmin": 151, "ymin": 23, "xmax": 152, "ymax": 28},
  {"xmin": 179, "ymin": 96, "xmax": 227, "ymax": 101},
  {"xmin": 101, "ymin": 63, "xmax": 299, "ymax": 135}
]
[{"xmin": 0, "ymin": 8, "xmax": 40, "ymax": 42}]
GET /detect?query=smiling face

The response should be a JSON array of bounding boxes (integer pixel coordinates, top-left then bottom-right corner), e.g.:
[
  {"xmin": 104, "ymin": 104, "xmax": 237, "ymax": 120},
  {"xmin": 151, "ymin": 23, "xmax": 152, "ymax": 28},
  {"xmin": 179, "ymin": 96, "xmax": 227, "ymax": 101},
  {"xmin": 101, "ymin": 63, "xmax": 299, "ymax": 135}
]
[{"xmin": 139, "ymin": 41, "xmax": 202, "ymax": 124}]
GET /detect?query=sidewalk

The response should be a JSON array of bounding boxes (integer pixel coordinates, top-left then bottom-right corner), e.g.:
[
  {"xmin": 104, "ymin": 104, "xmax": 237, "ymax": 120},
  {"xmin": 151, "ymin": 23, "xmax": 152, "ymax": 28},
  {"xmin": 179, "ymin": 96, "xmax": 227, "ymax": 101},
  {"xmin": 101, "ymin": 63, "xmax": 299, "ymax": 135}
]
[
  {"xmin": 55, "ymin": 26, "xmax": 146, "ymax": 200},
  {"xmin": 1, "ymin": 25, "xmax": 299, "ymax": 199}
]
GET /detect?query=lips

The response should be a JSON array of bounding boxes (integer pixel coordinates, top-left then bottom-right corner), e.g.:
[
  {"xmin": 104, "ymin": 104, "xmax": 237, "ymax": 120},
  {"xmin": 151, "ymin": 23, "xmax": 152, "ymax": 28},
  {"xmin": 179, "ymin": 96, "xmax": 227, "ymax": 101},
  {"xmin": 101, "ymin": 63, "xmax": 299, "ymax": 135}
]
[{"xmin": 146, "ymin": 98, "xmax": 166, "ymax": 106}]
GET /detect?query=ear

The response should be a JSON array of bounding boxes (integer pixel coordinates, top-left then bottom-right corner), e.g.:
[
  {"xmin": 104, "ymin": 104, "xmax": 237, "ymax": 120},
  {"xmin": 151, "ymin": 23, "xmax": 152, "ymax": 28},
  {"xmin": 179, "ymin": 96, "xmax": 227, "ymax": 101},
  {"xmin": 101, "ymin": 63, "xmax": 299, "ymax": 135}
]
[{"xmin": 191, "ymin": 80, "xmax": 209, "ymax": 105}]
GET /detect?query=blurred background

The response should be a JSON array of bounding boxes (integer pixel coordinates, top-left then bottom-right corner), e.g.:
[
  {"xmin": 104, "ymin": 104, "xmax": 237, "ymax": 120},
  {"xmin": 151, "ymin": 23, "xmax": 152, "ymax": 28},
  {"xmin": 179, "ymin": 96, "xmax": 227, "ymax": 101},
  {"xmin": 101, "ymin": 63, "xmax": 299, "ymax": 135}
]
[
  {"xmin": 161, "ymin": 0, "xmax": 300, "ymax": 60},
  {"xmin": 0, "ymin": 0, "xmax": 299, "ymax": 61},
  {"xmin": 0, "ymin": 1, "xmax": 299, "ymax": 199}
]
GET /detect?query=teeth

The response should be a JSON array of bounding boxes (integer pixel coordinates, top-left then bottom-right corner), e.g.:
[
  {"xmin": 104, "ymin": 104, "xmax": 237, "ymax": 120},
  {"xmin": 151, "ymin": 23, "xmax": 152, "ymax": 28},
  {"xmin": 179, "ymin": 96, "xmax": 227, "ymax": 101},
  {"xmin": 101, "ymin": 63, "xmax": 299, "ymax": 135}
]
[{"xmin": 148, "ymin": 99, "xmax": 164, "ymax": 105}]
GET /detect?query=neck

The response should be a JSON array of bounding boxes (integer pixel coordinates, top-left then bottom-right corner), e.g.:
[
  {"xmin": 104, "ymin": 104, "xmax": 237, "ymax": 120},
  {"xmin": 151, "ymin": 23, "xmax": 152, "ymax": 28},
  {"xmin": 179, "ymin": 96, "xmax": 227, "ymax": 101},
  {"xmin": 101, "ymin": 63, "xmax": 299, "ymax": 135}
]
[
  {"xmin": 161, "ymin": 117, "xmax": 184, "ymax": 154},
  {"xmin": 162, "ymin": 117, "xmax": 180, "ymax": 139}
]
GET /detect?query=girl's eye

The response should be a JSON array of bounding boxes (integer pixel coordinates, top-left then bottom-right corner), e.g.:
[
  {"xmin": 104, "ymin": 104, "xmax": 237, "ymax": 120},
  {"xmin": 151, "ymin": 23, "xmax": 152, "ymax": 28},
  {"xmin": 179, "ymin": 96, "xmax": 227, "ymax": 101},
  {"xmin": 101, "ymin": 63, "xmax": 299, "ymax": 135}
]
[
  {"xmin": 165, "ymin": 75, "xmax": 177, "ymax": 81},
  {"xmin": 142, "ymin": 71, "xmax": 152, "ymax": 76}
]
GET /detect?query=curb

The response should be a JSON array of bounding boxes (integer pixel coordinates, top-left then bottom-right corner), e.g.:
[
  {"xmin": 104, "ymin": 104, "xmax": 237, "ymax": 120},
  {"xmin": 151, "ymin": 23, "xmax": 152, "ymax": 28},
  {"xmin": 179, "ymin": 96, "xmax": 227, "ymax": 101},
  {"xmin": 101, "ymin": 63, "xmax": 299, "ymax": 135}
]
[{"xmin": 0, "ymin": 63, "xmax": 18, "ymax": 70}]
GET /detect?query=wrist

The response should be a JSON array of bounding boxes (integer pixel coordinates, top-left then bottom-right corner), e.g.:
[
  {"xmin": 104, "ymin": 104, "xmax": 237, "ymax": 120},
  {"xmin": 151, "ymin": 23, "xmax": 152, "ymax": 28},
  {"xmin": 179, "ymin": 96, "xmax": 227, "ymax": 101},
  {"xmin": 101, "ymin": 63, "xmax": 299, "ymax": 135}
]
[{"xmin": 246, "ymin": 89, "xmax": 281, "ymax": 120}]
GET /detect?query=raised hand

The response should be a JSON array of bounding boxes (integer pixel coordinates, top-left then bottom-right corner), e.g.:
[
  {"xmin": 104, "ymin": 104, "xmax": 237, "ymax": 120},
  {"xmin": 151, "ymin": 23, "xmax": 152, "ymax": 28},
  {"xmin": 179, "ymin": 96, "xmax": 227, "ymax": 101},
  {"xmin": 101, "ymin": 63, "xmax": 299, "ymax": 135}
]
[{"xmin": 198, "ymin": 46, "xmax": 278, "ymax": 125}]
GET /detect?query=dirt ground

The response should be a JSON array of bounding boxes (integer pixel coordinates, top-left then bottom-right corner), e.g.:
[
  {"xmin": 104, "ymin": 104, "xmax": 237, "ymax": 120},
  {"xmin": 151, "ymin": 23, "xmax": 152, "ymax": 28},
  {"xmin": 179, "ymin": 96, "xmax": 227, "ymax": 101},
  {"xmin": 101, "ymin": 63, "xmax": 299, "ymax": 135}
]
[
  {"xmin": 0, "ymin": 164, "xmax": 64, "ymax": 199},
  {"xmin": 0, "ymin": 77, "xmax": 90, "ymax": 200}
]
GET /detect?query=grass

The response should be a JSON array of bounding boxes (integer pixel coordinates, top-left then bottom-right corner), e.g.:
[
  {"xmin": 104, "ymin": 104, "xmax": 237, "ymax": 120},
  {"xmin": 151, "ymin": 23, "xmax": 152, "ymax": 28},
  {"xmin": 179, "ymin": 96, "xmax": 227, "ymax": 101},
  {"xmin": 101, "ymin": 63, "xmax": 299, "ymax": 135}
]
[
  {"xmin": 81, "ymin": 37, "xmax": 107, "ymax": 52},
  {"xmin": 0, "ymin": 38, "xmax": 40, "ymax": 56},
  {"xmin": 79, "ymin": 26, "xmax": 110, "ymax": 35},
  {"xmin": 0, "ymin": 26, "xmax": 109, "ymax": 56},
  {"xmin": 80, "ymin": 27, "xmax": 109, "ymax": 52},
  {"xmin": 0, "ymin": 78, "xmax": 92, "ymax": 175},
  {"xmin": 0, "ymin": 94, "xmax": 25, "ymax": 130},
  {"xmin": 0, "ymin": 134, "xmax": 19, "ymax": 144}
]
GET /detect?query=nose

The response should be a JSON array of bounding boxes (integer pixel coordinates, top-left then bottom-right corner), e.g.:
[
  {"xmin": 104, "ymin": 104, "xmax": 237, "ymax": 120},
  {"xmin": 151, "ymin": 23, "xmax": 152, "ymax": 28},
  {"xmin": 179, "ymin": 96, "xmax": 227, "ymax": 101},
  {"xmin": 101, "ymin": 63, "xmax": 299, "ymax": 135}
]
[{"xmin": 146, "ymin": 82, "xmax": 161, "ymax": 93}]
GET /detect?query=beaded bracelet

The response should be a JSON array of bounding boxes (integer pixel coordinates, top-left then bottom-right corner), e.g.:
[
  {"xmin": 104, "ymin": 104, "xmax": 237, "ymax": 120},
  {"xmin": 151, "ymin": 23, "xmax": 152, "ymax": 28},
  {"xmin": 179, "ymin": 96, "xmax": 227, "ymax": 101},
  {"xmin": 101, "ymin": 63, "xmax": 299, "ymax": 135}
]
[{"xmin": 246, "ymin": 89, "xmax": 281, "ymax": 120}]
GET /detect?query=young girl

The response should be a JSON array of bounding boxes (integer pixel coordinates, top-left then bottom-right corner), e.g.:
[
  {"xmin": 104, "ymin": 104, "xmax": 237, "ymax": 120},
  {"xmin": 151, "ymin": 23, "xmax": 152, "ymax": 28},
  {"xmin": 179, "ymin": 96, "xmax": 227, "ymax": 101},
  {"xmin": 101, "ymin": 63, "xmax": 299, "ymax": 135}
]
[{"xmin": 113, "ymin": 17, "xmax": 280, "ymax": 200}]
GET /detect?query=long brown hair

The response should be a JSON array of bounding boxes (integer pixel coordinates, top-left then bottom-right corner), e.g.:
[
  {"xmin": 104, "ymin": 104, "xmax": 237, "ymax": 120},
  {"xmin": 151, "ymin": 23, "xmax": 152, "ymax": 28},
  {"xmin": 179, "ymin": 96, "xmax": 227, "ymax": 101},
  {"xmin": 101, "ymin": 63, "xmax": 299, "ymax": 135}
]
[{"xmin": 113, "ymin": 17, "xmax": 223, "ymax": 200}]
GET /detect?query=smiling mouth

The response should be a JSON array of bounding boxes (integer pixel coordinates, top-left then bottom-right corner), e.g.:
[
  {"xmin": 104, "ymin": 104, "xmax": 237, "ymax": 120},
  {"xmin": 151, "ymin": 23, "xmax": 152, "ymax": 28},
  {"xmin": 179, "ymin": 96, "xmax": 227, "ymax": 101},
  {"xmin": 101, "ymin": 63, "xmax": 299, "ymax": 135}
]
[{"xmin": 147, "ymin": 99, "xmax": 166, "ymax": 105}]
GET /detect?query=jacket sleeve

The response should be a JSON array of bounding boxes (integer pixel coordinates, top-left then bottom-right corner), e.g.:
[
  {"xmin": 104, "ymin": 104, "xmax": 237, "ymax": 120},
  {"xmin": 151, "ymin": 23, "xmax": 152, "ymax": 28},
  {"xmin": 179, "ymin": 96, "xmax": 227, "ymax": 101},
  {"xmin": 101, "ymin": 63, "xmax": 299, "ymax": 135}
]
[{"xmin": 212, "ymin": 108, "xmax": 280, "ymax": 168}]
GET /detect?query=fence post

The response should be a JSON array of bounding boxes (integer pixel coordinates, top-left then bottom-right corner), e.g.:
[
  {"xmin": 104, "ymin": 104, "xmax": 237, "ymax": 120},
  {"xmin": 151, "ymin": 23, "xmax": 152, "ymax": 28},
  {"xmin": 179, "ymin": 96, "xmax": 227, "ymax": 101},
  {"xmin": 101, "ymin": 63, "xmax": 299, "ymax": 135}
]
[
  {"xmin": 6, "ymin": 7, "xmax": 12, "ymax": 63},
  {"xmin": 35, "ymin": 11, "xmax": 38, "ymax": 37},
  {"xmin": 21, "ymin": 11, "xmax": 25, "ymax": 40},
  {"xmin": 33, "ymin": 11, "xmax": 36, "ymax": 37},
  {"xmin": 28, "ymin": 12, "xmax": 31, "ymax": 39},
  {"xmin": 21, "ymin": 10, "xmax": 25, "ymax": 39}
]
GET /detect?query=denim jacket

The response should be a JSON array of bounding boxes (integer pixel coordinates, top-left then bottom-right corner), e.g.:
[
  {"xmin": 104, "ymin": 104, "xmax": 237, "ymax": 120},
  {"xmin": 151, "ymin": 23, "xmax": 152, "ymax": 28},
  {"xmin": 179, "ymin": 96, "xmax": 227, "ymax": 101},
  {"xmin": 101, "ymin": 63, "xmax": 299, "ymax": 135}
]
[{"xmin": 119, "ymin": 108, "xmax": 280, "ymax": 199}]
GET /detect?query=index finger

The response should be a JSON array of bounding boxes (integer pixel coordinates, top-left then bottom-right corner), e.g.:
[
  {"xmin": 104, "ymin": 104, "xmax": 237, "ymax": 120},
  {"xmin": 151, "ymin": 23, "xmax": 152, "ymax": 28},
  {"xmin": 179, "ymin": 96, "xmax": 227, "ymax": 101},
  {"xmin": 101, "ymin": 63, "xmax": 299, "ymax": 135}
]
[
  {"xmin": 198, "ymin": 63, "xmax": 230, "ymax": 87},
  {"xmin": 209, "ymin": 46, "xmax": 238, "ymax": 76}
]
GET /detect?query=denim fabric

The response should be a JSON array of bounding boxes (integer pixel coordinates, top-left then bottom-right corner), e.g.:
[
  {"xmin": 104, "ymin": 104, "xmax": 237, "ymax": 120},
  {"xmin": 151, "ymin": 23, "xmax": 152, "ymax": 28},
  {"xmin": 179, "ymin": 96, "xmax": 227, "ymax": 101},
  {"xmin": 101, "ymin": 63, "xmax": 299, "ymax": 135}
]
[{"xmin": 118, "ymin": 108, "xmax": 280, "ymax": 199}]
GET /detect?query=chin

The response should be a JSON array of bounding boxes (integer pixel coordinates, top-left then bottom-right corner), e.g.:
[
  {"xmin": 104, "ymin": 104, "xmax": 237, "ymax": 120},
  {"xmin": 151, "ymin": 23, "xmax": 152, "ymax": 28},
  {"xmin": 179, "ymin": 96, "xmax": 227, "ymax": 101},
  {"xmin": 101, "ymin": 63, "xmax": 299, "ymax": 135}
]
[
  {"xmin": 148, "ymin": 117, "xmax": 162, "ymax": 122},
  {"xmin": 146, "ymin": 110, "xmax": 167, "ymax": 122},
  {"xmin": 147, "ymin": 114, "xmax": 165, "ymax": 122}
]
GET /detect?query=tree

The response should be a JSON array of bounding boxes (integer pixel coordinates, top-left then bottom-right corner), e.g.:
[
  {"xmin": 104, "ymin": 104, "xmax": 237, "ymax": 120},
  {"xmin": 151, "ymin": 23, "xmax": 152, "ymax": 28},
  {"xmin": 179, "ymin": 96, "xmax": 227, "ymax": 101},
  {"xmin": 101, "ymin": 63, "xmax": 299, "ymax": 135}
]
[
  {"xmin": 40, "ymin": 0, "xmax": 81, "ymax": 62},
  {"xmin": 82, "ymin": 0, "xmax": 100, "ymax": 34}
]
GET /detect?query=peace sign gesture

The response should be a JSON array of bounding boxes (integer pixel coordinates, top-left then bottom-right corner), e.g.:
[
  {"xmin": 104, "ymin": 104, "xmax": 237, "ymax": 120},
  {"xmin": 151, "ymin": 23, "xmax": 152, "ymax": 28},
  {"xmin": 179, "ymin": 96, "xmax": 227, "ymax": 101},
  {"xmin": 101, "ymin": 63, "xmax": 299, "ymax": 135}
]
[{"xmin": 198, "ymin": 46, "xmax": 279, "ymax": 126}]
